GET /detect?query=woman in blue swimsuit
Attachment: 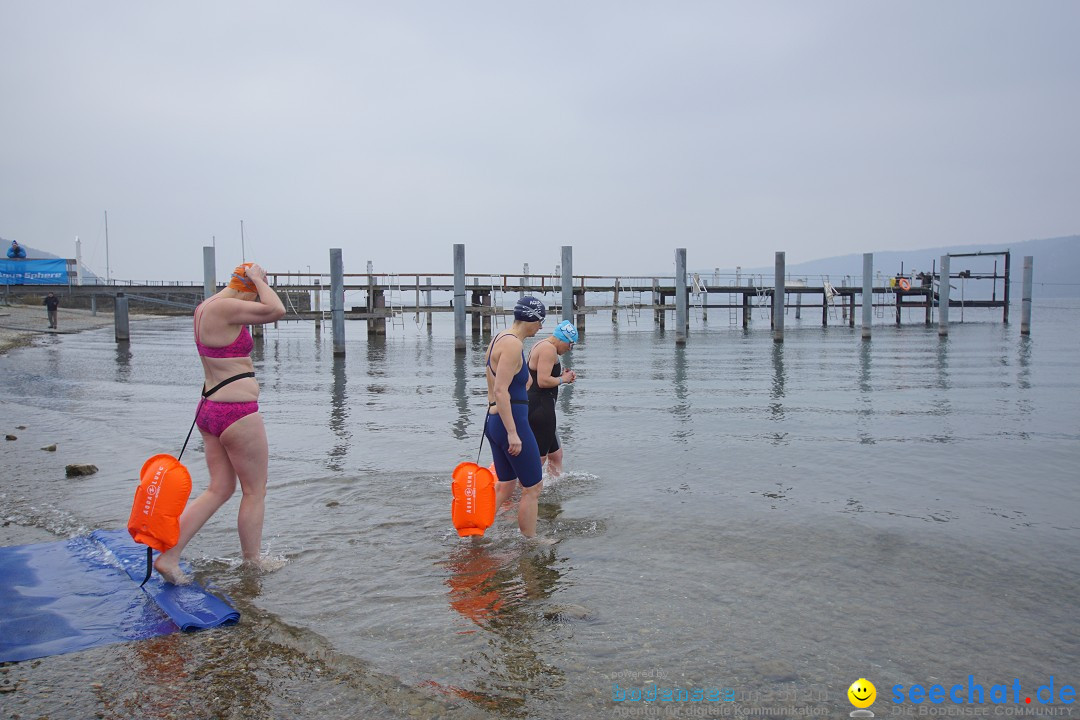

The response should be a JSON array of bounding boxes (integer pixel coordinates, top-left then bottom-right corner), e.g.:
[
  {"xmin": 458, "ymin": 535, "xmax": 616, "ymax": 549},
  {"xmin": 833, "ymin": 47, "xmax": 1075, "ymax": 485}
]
[{"xmin": 485, "ymin": 296, "xmax": 546, "ymax": 538}]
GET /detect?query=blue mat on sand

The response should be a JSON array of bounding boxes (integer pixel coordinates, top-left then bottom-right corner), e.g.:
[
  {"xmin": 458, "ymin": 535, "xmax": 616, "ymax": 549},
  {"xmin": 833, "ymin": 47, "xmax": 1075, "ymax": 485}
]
[{"xmin": 0, "ymin": 529, "xmax": 239, "ymax": 663}]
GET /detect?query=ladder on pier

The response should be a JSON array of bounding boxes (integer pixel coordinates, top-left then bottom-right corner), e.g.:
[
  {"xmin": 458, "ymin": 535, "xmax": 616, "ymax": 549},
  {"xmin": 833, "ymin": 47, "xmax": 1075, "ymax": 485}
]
[
  {"xmin": 387, "ymin": 275, "xmax": 406, "ymax": 330},
  {"xmin": 490, "ymin": 275, "xmax": 506, "ymax": 330},
  {"xmin": 621, "ymin": 278, "xmax": 642, "ymax": 324}
]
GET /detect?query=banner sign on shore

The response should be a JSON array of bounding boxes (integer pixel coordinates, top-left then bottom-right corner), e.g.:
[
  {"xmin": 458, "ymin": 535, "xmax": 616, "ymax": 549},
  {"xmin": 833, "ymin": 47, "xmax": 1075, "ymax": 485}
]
[{"xmin": 1, "ymin": 259, "xmax": 70, "ymax": 285}]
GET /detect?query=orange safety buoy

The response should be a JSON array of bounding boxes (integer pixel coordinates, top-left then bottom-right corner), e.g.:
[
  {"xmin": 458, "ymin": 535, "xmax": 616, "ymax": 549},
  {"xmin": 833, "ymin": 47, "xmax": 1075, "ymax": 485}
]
[
  {"xmin": 451, "ymin": 462, "xmax": 496, "ymax": 537},
  {"xmin": 128, "ymin": 454, "xmax": 192, "ymax": 583},
  {"xmin": 898, "ymin": 278, "xmax": 911, "ymax": 291}
]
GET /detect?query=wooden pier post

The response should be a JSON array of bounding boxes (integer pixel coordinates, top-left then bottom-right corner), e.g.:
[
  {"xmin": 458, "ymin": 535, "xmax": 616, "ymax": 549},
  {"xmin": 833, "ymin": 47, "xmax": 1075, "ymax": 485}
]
[
  {"xmin": 454, "ymin": 244, "xmax": 466, "ymax": 352},
  {"xmin": 861, "ymin": 253, "xmax": 873, "ymax": 340},
  {"xmin": 675, "ymin": 248, "xmax": 688, "ymax": 345},
  {"xmin": 203, "ymin": 246, "xmax": 216, "ymax": 300},
  {"xmin": 425, "ymin": 277, "xmax": 433, "ymax": 328},
  {"xmin": 372, "ymin": 290, "xmax": 386, "ymax": 335},
  {"xmin": 330, "ymin": 248, "xmax": 345, "ymax": 356},
  {"xmin": 481, "ymin": 286, "xmax": 491, "ymax": 334},
  {"xmin": 1021, "ymin": 256, "xmax": 1033, "ymax": 335},
  {"xmin": 938, "ymin": 254, "xmax": 950, "ymax": 336},
  {"xmin": 773, "ymin": 252, "xmax": 785, "ymax": 343},
  {"xmin": 653, "ymin": 278, "xmax": 662, "ymax": 327},
  {"xmin": 612, "ymin": 279, "xmax": 620, "ymax": 324},
  {"xmin": 743, "ymin": 292, "xmax": 751, "ymax": 328},
  {"xmin": 561, "ymin": 246, "xmax": 573, "ymax": 324},
  {"xmin": 114, "ymin": 292, "xmax": 130, "ymax": 342},
  {"xmin": 574, "ymin": 286, "xmax": 585, "ymax": 332},
  {"xmin": 471, "ymin": 278, "xmax": 481, "ymax": 335}
]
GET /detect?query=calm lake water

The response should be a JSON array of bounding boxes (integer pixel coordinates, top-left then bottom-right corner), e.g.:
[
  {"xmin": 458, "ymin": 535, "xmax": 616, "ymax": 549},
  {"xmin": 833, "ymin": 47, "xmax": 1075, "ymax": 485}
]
[{"xmin": 2, "ymin": 300, "xmax": 1078, "ymax": 718}]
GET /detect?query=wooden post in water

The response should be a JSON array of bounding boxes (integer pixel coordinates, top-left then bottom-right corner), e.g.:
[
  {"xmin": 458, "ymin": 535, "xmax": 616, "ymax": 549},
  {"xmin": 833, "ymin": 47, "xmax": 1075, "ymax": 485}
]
[
  {"xmin": 861, "ymin": 253, "xmax": 873, "ymax": 340},
  {"xmin": 425, "ymin": 277, "xmax": 433, "ymax": 328},
  {"xmin": 675, "ymin": 248, "xmax": 688, "ymax": 345},
  {"xmin": 938, "ymin": 254, "xmax": 950, "ymax": 336},
  {"xmin": 330, "ymin": 248, "xmax": 345, "ymax": 356},
  {"xmin": 561, "ymin": 246, "xmax": 573, "ymax": 324},
  {"xmin": 653, "ymin": 278, "xmax": 662, "ymax": 327},
  {"xmin": 773, "ymin": 252, "xmax": 785, "ymax": 343},
  {"xmin": 454, "ymin": 244, "xmax": 466, "ymax": 351},
  {"xmin": 575, "ymin": 285, "xmax": 585, "ymax": 332},
  {"xmin": 1020, "ymin": 256, "xmax": 1033, "ymax": 335},
  {"xmin": 612, "ymin": 278, "xmax": 620, "ymax": 324},
  {"xmin": 471, "ymin": 278, "xmax": 481, "ymax": 335},
  {"xmin": 203, "ymin": 246, "xmax": 216, "ymax": 300},
  {"xmin": 114, "ymin": 292, "xmax": 130, "ymax": 343},
  {"xmin": 481, "ymin": 287, "xmax": 491, "ymax": 334}
]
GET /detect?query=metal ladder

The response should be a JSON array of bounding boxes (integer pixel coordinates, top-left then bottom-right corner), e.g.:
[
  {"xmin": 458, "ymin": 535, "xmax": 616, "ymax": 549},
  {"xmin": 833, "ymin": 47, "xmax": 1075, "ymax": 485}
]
[
  {"xmin": 622, "ymin": 277, "xmax": 641, "ymax": 324},
  {"xmin": 691, "ymin": 273, "xmax": 706, "ymax": 320},
  {"xmin": 822, "ymin": 276, "xmax": 840, "ymax": 322},
  {"xmin": 387, "ymin": 275, "xmax": 406, "ymax": 330},
  {"xmin": 490, "ymin": 275, "xmax": 506, "ymax": 330}
]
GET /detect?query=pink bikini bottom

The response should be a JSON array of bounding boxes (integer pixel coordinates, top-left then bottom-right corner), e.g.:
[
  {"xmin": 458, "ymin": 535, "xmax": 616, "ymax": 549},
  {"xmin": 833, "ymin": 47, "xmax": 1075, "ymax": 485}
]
[{"xmin": 195, "ymin": 399, "xmax": 260, "ymax": 437}]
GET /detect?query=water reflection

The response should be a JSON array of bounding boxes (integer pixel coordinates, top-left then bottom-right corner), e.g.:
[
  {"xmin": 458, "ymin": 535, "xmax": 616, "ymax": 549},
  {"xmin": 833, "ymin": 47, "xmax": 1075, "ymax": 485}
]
[
  {"xmin": 671, "ymin": 345, "xmax": 692, "ymax": 441},
  {"xmin": 1017, "ymin": 335, "xmax": 1032, "ymax": 391},
  {"xmin": 328, "ymin": 355, "xmax": 350, "ymax": 472},
  {"xmin": 935, "ymin": 335, "xmax": 951, "ymax": 391},
  {"xmin": 856, "ymin": 341, "xmax": 874, "ymax": 445},
  {"xmin": 366, "ymin": 335, "xmax": 387, "ymax": 396},
  {"xmin": 453, "ymin": 350, "xmax": 470, "ymax": 440},
  {"xmin": 115, "ymin": 341, "xmax": 132, "ymax": 383},
  {"xmin": 441, "ymin": 540, "xmax": 567, "ymax": 715},
  {"xmin": 769, "ymin": 343, "xmax": 785, "ymax": 423}
]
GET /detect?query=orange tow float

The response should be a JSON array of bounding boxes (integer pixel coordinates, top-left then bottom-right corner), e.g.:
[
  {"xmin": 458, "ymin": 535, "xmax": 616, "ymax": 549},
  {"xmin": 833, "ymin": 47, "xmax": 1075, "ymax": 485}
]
[{"xmin": 451, "ymin": 462, "xmax": 497, "ymax": 537}]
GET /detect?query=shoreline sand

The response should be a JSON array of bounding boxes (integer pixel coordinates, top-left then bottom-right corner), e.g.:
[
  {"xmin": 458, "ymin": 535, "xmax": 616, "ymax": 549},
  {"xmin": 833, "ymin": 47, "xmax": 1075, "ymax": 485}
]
[{"xmin": 0, "ymin": 303, "xmax": 149, "ymax": 355}]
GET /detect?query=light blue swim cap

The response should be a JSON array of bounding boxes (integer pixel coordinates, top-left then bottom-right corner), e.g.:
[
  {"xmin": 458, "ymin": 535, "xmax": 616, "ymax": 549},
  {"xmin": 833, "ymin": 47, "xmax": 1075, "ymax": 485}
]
[{"xmin": 553, "ymin": 320, "xmax": 578, "ymax": 344}]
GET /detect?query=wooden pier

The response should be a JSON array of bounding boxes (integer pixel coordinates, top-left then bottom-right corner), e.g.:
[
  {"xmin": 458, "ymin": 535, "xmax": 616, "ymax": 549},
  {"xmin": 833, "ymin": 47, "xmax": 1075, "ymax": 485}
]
[{"xmin": 4, "ymin": 246, "xmax": 1030, "ymax": 350}]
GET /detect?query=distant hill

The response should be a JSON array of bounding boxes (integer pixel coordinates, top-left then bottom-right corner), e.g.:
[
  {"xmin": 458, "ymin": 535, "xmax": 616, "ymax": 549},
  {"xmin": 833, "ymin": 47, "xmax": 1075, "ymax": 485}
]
[{"xmin": 706, "ymin": 235, "xmax": 1080, "ymax": 299}]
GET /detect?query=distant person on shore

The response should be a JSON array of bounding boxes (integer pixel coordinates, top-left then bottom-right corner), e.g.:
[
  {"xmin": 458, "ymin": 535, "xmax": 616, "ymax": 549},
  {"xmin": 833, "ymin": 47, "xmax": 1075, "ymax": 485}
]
[
  {"xmin": 154, "ymin": 262, "xmax": 286, "ymax": 584},
  {"xmin": 43, "ymin": 292, "xmax": 59, "ymax": 329},
  {"xmin": 527, "ymin": 319, "xmax": 577, "ymax": 477},
  {"xmin": 7, "ymin": 240, "xmax": 26, "ymax": 259},
  {"xmin": 486, "ymin": 296, "xmax": 546, "ymax": 538}
]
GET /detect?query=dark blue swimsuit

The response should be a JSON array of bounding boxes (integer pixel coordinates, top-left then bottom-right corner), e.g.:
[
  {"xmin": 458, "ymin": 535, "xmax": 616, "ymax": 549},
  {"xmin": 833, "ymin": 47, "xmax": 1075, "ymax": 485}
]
[{"xmin": 485, "ymin": 334, "xmax": 543, "ymax": 488}]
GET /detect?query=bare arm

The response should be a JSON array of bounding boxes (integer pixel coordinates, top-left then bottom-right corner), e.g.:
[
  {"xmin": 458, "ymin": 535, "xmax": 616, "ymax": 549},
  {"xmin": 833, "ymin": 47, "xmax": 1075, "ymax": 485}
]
[
  {"xmin": 223, "ymin": 264, "xmax": 286, "ymax": 325},
  {"xmin": 533, "ymin": 342, "xmax": 574, "ymax": 388},
  {"xmin": 491, "ymin": 337, "xmax": 524, "ymax": 455}
]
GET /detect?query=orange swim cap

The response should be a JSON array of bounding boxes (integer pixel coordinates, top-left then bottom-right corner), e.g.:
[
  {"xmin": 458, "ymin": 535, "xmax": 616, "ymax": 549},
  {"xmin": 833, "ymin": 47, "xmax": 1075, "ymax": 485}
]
[{"xmin": 228, "ymin": 263, "xmax": 256, "ymax": 293}]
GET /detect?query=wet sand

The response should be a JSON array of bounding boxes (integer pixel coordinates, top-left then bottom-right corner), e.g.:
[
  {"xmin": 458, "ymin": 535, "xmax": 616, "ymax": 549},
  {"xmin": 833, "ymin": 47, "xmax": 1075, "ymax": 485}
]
[
  {"xmin": 0, "ymin": 308, "xmax": 478, "ymax": 720},
  {"xmin": 0, "ymin": 303, "xmax": 123, "ymax": 355}
]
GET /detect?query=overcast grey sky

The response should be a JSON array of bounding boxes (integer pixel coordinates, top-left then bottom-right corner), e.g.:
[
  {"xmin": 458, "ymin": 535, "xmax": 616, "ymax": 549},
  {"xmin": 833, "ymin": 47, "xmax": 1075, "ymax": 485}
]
[{"xmin": 2, "ymin": 1, "xmax": 1077, "ymax": 282}]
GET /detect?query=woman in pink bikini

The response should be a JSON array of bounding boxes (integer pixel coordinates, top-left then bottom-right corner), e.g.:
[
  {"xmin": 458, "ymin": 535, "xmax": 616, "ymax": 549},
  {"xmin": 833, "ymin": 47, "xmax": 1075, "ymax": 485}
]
[{"xmin": 154, "ymin": 262, "xmax": 286, "ymax": 584}]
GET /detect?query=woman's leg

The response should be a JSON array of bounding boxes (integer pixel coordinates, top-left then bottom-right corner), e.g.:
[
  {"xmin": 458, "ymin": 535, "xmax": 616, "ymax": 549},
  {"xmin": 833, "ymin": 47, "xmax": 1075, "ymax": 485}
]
[
  {"xmin": 154, "ymin": 430, "xmax": 238, "ymax": 582},
  {"xmin": 219, "ymin": 412, "xmax": 269, "ymax": 563},
  {"xmin": 545, "ymin": 447, "xmax": 564, "ymax": 476},
  {"xmin": 518, "ymin": 480, "xmax": 544, "ymax": 538}
]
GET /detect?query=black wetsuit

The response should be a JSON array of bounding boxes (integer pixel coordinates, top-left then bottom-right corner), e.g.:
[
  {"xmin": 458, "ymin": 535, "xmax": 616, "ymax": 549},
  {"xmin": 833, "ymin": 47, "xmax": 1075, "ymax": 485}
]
[{"xmin": 528, "ymin": 353, "xmax": 561, "ymax": 456}]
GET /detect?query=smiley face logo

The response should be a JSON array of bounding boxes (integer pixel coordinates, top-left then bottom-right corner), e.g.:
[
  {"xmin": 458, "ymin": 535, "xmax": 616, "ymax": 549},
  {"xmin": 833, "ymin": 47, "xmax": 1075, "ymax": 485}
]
[{"xmin": 848, "ymin": 678, "xmax": 876, "ymax": 709}]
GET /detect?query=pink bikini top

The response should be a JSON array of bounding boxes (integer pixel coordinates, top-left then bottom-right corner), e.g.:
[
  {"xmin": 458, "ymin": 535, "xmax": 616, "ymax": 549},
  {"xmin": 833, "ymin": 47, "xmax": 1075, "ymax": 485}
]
[{"xmin": 194, "ymin": 299, "xmax": 254, "ymax": 359}]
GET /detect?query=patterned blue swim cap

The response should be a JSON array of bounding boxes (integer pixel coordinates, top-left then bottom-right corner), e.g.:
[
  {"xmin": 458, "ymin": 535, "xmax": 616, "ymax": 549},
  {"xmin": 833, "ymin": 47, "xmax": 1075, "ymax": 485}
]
[
  {"xmin": 514, "ymin": 296, "xmax": 546, "ymax": 323},
  {"xmin": 552, "ymin": 320, "xmax": 578, "ymax": 344}
]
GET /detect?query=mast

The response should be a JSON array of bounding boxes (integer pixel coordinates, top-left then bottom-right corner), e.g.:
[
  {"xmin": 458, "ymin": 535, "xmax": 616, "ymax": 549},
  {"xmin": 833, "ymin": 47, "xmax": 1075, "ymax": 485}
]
[
  {"xmin": 104, "ymin": 210, "xmax": 110, "ymax": 284},
  {"xmin": 240, "ymin": 220, "xmax": 246, "ymax": 262}
]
